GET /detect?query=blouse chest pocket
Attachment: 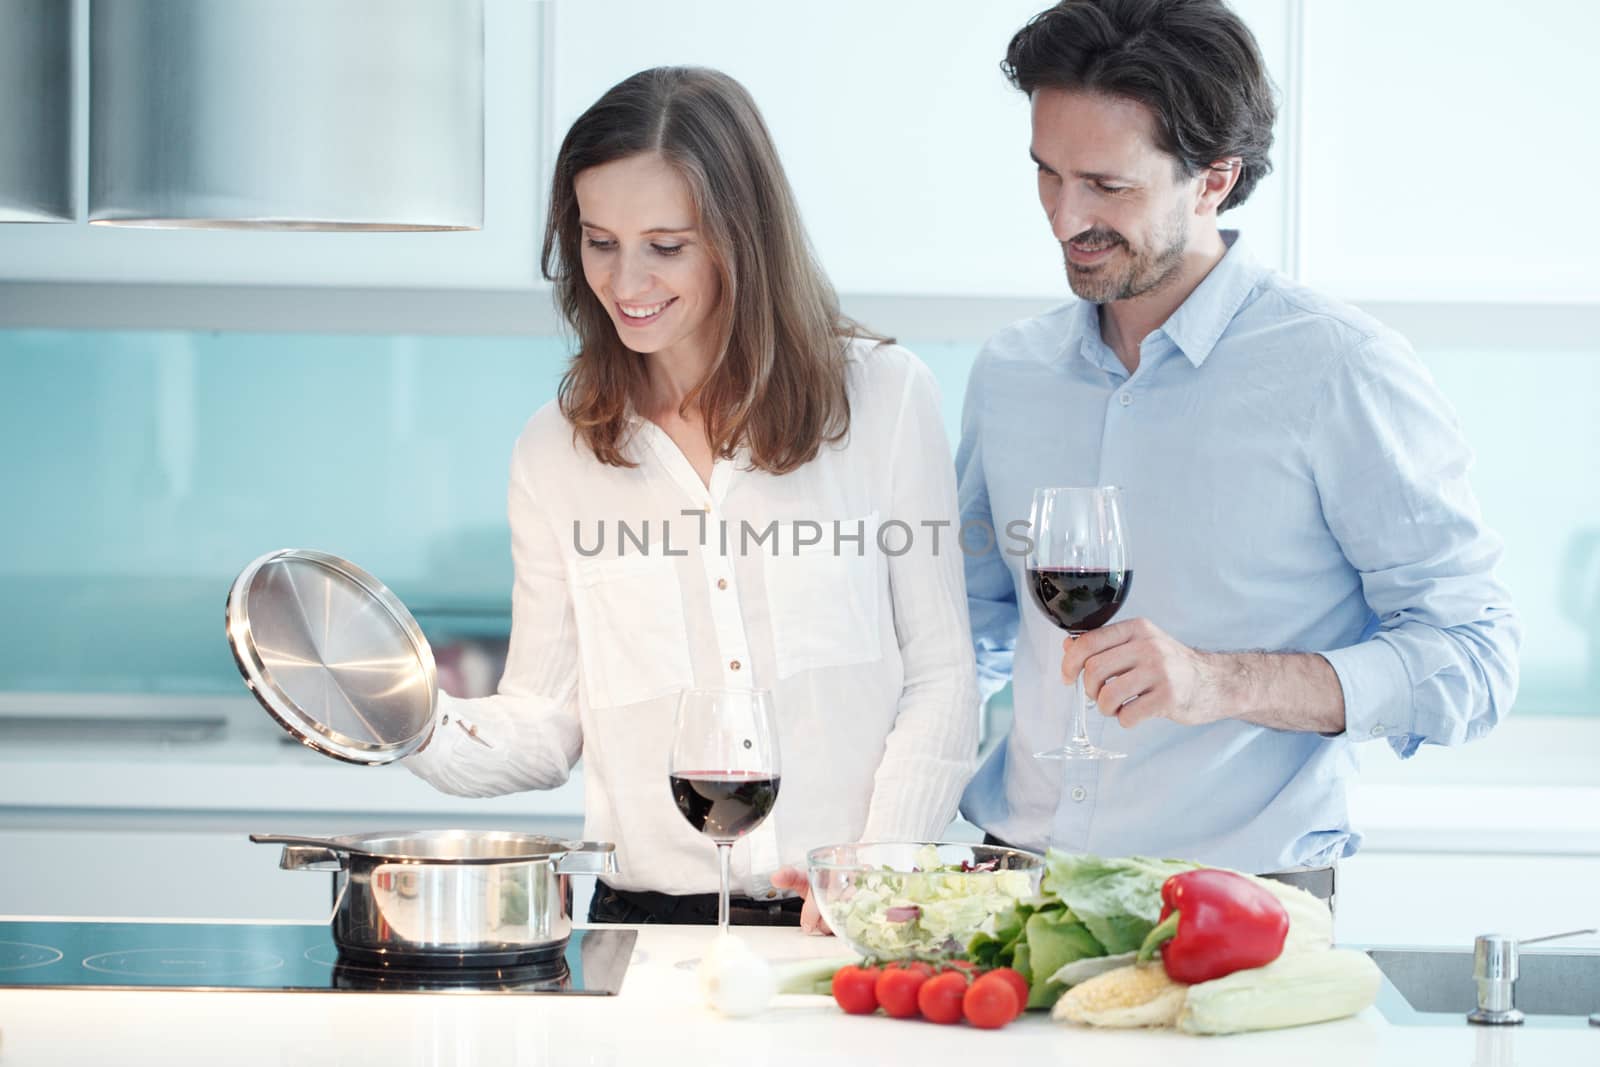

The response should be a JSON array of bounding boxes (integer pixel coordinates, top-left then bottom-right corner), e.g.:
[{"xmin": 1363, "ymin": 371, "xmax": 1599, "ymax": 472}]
[
  {"xmin": 568, "ymin": 552, "xmax": 694, "ymax": 709},
  {"xmin": 760, "ymin": 513, "xmax": 883, "ymax": 680}
]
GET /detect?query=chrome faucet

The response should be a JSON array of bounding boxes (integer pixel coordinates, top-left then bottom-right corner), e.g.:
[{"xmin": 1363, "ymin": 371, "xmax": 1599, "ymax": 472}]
[{"xmin": 1467, "ymin": 928, "xmax": 1597, "ymax": 1025}]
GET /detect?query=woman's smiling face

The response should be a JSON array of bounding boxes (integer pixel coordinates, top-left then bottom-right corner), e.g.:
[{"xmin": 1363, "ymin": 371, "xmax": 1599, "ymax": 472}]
[{"xmin": 575, "ymin": 151, "xmax": 723, "ymax": 366}]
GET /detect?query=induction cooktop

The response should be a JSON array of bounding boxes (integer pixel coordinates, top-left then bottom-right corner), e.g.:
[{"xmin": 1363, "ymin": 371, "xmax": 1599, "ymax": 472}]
[{"xmin": 0, "ymin": 921, "xmax": 635, "ymax": 995}]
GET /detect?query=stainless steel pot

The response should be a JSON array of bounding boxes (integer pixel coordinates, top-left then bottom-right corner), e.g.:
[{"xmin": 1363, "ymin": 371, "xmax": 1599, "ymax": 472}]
[{"xmin": 252, "ymin": 830, "xmax": 617, "ymax": 966}]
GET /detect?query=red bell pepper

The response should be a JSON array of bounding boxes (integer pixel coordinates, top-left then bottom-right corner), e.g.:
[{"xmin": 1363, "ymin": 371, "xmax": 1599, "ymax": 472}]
[{"xmin": 1135, "ymin": 868, "xmax": 1289, "ymax": 984}]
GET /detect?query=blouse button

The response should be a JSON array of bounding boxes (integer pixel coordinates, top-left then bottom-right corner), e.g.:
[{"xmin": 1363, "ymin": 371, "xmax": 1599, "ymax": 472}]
[
  {"xmin": 729, "ymin": 660, "xmax": 742, "ymax": 672},
  {"xmin": 717, "ymin": 578, "xmax": 728, "ymax": 590}
]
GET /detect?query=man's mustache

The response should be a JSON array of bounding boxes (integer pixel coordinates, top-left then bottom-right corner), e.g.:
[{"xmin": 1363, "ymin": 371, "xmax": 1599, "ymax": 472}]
[{"xmin": 1066, "ymin": 228, "xmax": 1126, "ymax": 251}]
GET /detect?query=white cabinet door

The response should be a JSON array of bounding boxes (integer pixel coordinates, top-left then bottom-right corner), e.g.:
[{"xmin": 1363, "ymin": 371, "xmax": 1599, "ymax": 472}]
[
  {"xmin": 1219, "ymin": 0, "xmax": 1293, "ymax": 276},
  {"xmin": 549, "ymin": 0, "xmax": 1052, "ymax": 298},
  {"xmin": 0, "ymin": 829, "xmax": 330, "ymax": 921},
  {"xmin": 1298, "ymin": 0, "xmax": 1600, "ymax": 302},
  {"xmin": 0, "ymin": 811, "xmax": 588, "ymax": 920},
  {"xmin": 1336, "ymin": 851, "xmax": 1600, "ymax": 948},
  {"xmin": 0, "ymin": 0, "xmax": 544, "ymax": 290},
  {"xmin": 550, "ymin": 0, "xmax": 1293, "ymax": 298}
]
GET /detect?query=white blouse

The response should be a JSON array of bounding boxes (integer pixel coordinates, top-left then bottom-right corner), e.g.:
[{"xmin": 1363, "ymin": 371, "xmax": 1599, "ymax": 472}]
[{"xmin": 405, "ymin": 341, "xmax": 978, "ymax": 898}]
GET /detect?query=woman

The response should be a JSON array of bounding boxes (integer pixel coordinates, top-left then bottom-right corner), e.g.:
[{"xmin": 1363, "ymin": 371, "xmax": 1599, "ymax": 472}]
[{"xmin": 406, "ymin": 67, "xmax": 977, "ymax": 929}]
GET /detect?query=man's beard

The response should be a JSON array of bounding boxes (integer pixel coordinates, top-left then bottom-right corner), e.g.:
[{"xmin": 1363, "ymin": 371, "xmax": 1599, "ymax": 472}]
[{"xmin": 1062, "ymin": 205, "xmax": 1189, "ymax": 303}]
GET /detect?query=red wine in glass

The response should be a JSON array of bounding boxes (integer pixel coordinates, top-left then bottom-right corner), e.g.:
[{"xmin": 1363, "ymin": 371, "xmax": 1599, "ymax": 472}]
[
  {"xmin": 1027, "ymin": 568, "xmax": 1134, "ymax": 632},
  {"xmin": 1028, "ymin": 487, "xmax": 1132, "ymax": 760},
  {"xmin": 669, "ymin": 771, "xmax": 781, "ymax": 839},
  {"xmin": 668, "ymin": 689, "xmax": 781, "ymax": 934}
]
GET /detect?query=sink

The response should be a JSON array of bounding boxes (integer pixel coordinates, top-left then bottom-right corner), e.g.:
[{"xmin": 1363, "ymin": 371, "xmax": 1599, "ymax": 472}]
[{"xmin": 1368, "ymin": 946, "xmax": 1600, "ymax": 1023}]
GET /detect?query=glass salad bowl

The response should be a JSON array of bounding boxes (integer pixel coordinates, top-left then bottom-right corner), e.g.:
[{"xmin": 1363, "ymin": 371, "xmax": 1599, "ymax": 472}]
[{"xmin": 807, "ymin": 842, "xmax": 1045, "ymax": 961}]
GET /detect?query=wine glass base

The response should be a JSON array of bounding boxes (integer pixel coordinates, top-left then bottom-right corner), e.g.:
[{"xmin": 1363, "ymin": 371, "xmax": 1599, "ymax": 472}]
[{"xmin": 1033, "ymin": 742, "xmax": 1127, "ymax": 761}]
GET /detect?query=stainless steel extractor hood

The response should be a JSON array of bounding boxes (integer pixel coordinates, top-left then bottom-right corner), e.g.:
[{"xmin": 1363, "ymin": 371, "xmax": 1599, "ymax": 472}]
[
  {"xmin": 0, "ymin": 0, "xmax": 77, "ymax": 223},
  {"xmin": 88, "ymin": 0, "xmax": 484, "ymax": 231}
]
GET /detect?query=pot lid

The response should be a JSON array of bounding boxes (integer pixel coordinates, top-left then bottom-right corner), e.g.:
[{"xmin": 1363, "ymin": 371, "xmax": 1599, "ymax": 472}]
[{"xmin": 226, "ymin": 549, "xmax": 436, "ymax": 765}]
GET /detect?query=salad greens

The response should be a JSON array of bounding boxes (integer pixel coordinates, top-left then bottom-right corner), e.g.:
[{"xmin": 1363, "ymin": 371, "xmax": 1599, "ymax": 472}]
[
  {"xmin": 834, "ymin": 845, "xmax": 1037, "ymax": 959},
  {"xmin": 968, "ymin": 853, "xmax": 1202, "ymax": 1008},
  {"xmin": 966, "ymin": 851, "xmax": 1335, "ymax": 1010}
]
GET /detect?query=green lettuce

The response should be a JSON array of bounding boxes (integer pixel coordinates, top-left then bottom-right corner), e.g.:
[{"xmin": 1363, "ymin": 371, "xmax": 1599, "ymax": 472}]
[
  {"xmin": 1021, "ymin": 908, "xmax": 1105, "ymax": 1008},
  {"xmin": 1042, "ymin": 853, "xmax": 1202, "ymax": 954},
  {"xmin": 968, "ymin": 851, "xmax": 1209, "ymax": 1009}
]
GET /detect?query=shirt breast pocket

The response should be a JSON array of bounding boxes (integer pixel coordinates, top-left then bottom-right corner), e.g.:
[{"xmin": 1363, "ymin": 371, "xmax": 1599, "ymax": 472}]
[
  {"xmin": 760, "ymin": 513, "xmax": 883, "ymax": 680},
  {"xmin": 569, "ymin": 552, "xmax": 694, "ymax": 708}
]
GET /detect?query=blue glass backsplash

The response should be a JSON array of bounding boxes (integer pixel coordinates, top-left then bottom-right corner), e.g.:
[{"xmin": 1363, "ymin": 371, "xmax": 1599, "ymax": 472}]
[{"xmin": 0, "ymin": 328, "xmax": 1593, "ymax": 716}]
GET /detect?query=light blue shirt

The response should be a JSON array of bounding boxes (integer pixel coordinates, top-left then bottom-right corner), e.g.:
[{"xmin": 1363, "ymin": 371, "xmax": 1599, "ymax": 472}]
[{"xmin": 957, "ymin": 233, "xmax": 1521, "ymax": 872}]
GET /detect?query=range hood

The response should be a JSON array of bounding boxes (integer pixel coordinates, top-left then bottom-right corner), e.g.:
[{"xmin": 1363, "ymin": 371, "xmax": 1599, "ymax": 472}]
[
  {"xmin": 88, "ymin": 0, "xmax": 484, "ymax": 231},
  {"xmin": 0, "ymin": 0, "xmax": 77, "ymax": 223}
]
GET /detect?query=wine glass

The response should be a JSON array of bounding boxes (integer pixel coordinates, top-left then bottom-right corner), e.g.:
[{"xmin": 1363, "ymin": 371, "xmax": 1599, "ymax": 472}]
[
  {"xmin": 1026, "ymin": 486, "xmax": 1133, "ymax": 760},
  {"xmin": 668, "ymin": 688, "xmax": 781, "ymax": 935}
]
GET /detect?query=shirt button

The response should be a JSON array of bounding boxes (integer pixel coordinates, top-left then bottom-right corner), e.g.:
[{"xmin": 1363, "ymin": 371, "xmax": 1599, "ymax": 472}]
[
  {"xmin": 764, "ymin": 891, "xmax": 777, "ymax": 900},
  {"xmin": 730, "ymin": 660, "xmax": 742, "ymax": 672},
  {"xmin": 1070, "ymin": 786, "xmax": 1088, "ymax": 802},
  {"xmin": 1370, "ymin": 724, "xmax": 1387, "ymax": 737},
  {"xmin": 717, "ymin": 578, "xmax": 728, "ymax": 590},
  {"xmin": 1118, "ymin": 391, "xmax": 1133, "ymax": 406}
]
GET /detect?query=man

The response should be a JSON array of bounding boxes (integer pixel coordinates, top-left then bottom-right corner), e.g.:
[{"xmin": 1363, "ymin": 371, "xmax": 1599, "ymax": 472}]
[{"xmin": 958, "ymin": 0, "xmax": 1520, "ymax": 889}]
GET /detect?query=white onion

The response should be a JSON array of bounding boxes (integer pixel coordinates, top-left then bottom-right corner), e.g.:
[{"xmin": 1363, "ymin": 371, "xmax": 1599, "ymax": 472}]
[{"xmin": 698, "ymin": 933, "xmax": 775, "ymax": 1018}]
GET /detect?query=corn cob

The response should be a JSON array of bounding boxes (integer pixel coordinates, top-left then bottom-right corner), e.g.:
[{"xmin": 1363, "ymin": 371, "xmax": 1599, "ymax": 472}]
[{"xmin": 1050, "ymin": 963, "xmax": 1186, "ymax": 1028}]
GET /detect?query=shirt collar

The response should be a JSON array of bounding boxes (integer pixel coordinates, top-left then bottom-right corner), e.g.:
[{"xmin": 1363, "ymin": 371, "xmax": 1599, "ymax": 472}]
[
  {"xmin": 1058, "ymin": 230, "xmax": 1266, "ymax": 373},
  {"xmin": 1157, "ymin": 230, "xmax": 1265, "ymax": 369},
  {"xmin": 1062, "ymin": 297, "xmax": 1118, "ymax": 376}
]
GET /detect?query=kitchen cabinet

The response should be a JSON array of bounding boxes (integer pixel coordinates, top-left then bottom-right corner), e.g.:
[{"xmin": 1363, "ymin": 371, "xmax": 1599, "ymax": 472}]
[
  {"xmin": 0, "ymin": 0, "xmax": 1295, "ymax": 331},
  {"xmin": 549, "ymin": 0, "xmax": 1294, "ymax": 299},
  {"xmin": 1298, "ymin": 0, "xmax": 1600, "ymax": 302},
  {"xmin": 0, "ymin": 828, "xmax": 332, "ymax": 921},
  {"xmin": 0, "ymin": 702, "xmax": 588, "ymax": 921},
  {"xmin": 0, "ymin": 0, "xmax": 544, "ymax": 290},
  {"xmin": 0, "ymin": 814, "xmax": 588, "ymax": 922},
  {"xmin": 1337, "ymin": 851, "xmax": 1600, "ymax": 949}
]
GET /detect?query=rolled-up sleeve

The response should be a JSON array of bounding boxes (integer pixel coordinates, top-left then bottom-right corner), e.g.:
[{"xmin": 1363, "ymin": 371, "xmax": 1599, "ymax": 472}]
[
  {"xmin": 405, "ymin": 439, "xmax": 584, "ymax": 796},
  {"xmin": 861, "ymin": 357, "xmax": 980, "ymax": 841},
  {"xmin": 1311, "ymin": 336, "xmax": 1521, "ymax": 757}
]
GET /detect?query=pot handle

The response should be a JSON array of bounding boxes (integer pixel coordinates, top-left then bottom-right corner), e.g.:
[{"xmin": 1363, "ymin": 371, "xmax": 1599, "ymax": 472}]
[
  {"xmin": 555, "ymin": 840, "xmax": 618, "ymax": 877},
  {"xmin": 277, "ymin": 845, "xmax": 345, "ymax": 872}
]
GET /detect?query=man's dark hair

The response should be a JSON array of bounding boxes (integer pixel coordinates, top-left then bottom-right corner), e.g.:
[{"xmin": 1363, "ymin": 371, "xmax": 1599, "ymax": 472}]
[{"xmin": 1004, "ymin": 0, "xmax": 1276, "ymax": 212}]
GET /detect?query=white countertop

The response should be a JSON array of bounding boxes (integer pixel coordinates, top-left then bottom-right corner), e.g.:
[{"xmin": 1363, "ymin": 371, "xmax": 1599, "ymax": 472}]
[{"xmin": 0, "ymin": 923, "xmax": 1594, "ymax": 1067}]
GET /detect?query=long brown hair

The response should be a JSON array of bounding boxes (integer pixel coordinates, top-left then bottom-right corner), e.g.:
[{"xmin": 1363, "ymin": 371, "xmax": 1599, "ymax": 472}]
[{"xmin": 541, "ymin": 67, "xmax": 880, "ymax": 473}]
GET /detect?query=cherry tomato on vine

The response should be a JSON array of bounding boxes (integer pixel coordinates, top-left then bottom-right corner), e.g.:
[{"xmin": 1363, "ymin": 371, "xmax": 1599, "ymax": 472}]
[
  {"xmin": 831, "ymin": 964, "xmax": 881, "ymax": 1015},
  {"xmin": 876, "ymin": 962, "xmax": 933, "ymax": 1019},
  {"xmin": 917, "ymin": 970, "xmax": 970, "ymax": 1024},
  {"xmin": 984, "ymin": 967, "xmax": 1029, "ymax": 1011},
  {"xmin": 963, "ymin": 972, "xmax": 1022, "ymax": 1029}
]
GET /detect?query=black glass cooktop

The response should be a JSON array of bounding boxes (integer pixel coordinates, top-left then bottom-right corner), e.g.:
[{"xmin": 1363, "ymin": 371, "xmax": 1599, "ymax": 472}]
[{"xmin": 0, "ymin": 921, "xmax": 635, "ymax": 995}]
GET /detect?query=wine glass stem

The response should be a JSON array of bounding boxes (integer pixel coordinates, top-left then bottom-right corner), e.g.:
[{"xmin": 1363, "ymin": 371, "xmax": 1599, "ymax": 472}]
[
  {"xmin": 1071, "ymin": 647, "xmax": 1092, "ymax": 748},
  {"xmin": 716, "ymin": 841, "xmax": 733, "ymax": 936}
]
